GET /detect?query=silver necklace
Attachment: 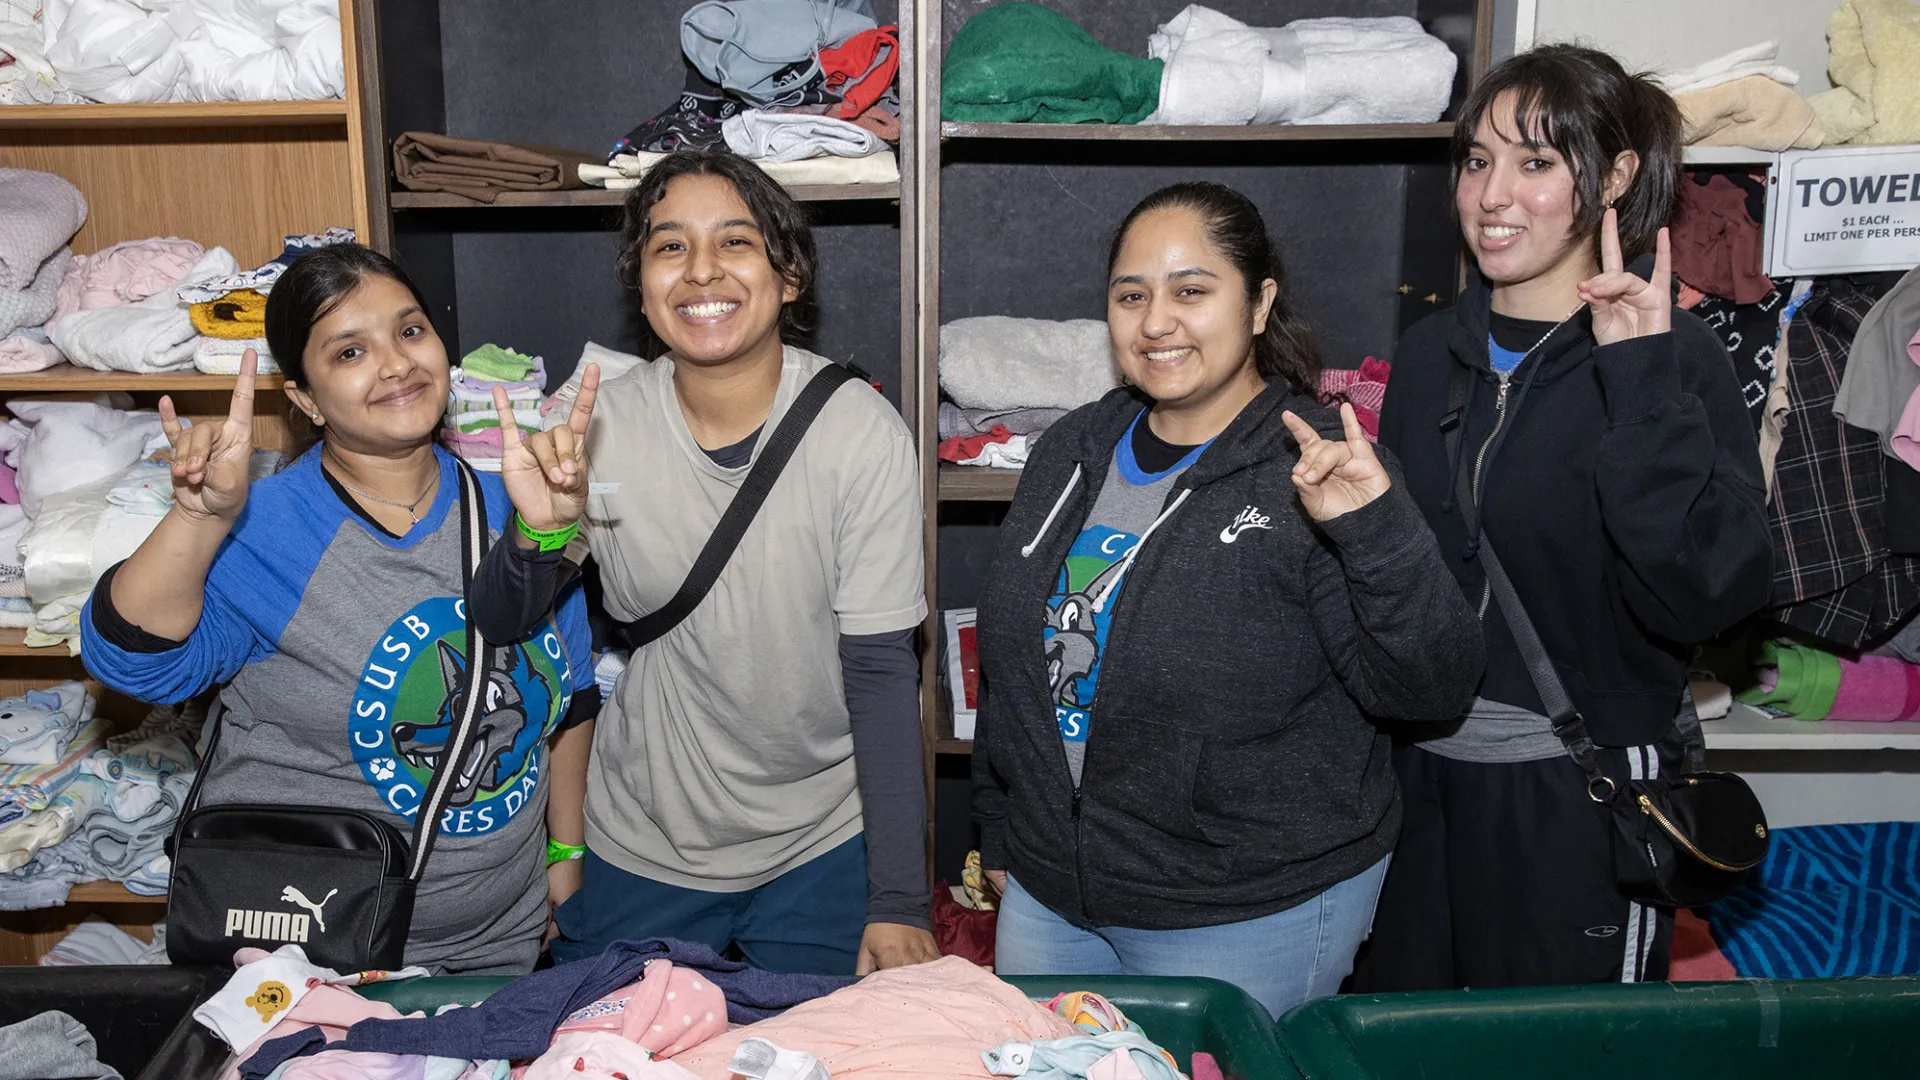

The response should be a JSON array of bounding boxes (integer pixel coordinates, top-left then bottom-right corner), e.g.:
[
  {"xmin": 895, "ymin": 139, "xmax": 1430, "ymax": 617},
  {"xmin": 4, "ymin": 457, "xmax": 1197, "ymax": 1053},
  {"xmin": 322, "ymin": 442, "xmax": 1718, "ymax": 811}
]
[{"xmin": 326, "ymin": 453, "xmax": 437, "ymax": 524}]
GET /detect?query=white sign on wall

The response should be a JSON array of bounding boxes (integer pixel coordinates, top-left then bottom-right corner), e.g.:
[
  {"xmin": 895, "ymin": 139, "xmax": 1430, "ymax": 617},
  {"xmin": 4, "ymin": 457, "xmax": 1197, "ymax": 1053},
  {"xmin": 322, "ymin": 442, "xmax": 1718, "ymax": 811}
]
[{"xmin": 1765, "ymin": 145, "xmax": 1920, "ymax": 277}]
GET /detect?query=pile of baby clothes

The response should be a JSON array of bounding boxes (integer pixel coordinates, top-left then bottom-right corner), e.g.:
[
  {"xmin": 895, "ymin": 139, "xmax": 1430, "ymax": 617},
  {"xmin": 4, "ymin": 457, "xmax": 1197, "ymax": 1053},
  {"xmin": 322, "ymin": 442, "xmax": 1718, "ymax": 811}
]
[
  {"xmin": 588, "ymin": 0, "xmax": 901, "ymax": 192},
  {"xmin": 0, "ymin": 168, "xmax": 87, "ymax": 375},
  {"xmin": 0, "ymin": 682, "xmax": 109, "ymax": 907},
  {"xmin": 76, "ymin": 701, "xmax": 201, "ymax": 895},
  {"xmin": 936, "ymin": 316, "xmax": 1120, "ymax": 469},
  {"xmin": 176, "ymin": 228, "xmax": 354, "ymax": 375},
  {"xmin": 1657, "ymin": 42, "xmax": 1824, "ymax": 152},
  {"xmin": 49, "ymin": 243, "xmax": 245, "ymax": 375},
  {"xmin": 441, "ymin": 344, "xmax": 545, "ymax": 467},
  {"xmin": 0, "ymin": 0, "xmax": 344, "ymax": 105}
]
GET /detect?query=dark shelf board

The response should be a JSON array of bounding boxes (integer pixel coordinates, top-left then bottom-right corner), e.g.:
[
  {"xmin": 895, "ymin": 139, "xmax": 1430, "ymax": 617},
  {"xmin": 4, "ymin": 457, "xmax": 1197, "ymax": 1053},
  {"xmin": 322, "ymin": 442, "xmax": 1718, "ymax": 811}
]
[
  {"xmin": 938, "ymin": 464, "xmax": 1020, "ymax": 502},
  {"xmin": 933, "ymin": 738, "xmax": 975, "ymax": 756},
  {"xmin": 940, "ymin": 121, "xmax": 1454, "ymax": 143},
  {"xmin": 390, "ymin": 183, "xmax": 899, "ymax": 209}
]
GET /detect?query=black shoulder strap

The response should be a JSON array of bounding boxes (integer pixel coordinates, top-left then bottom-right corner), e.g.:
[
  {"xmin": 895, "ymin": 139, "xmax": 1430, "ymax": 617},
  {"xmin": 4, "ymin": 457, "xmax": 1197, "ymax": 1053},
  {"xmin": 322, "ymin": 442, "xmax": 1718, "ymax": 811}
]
[
  {"xmin": 174, "ymin": 458, "xmax": 496, "ymax": 884},
  {"xmin": 1441, "ymin": 365, "xmax": 1705, "ymax": 787},
  {"xmin": 613, "ymin": 362, "xmax": 860, "ymax": 650}
]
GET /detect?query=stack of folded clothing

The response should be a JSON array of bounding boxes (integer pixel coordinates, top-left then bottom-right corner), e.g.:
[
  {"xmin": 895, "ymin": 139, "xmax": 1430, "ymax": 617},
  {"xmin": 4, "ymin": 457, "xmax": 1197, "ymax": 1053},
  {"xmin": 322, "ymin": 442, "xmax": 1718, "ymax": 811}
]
[
  {"xmin": 1659, "ymin": 42, "xmax": 1823, "ymax": 152},
  {"xmin": 1144, "ymin": 6, "xmax": 1457, "ymax": 126},
  {"xmin": 936, "ymin": 316, "xmax": 1120, "ymax": 469},
  {"xmin": 39, "ymin": 917, "xmax": 169, "ymax": 966},
  {"xmin": 0, "ymin": 168, "xmax": 87, "ymax": 374},
  {"xmin": 391, "ymin": 133, "xmax": 599, "ymax": 204},
  {"xmin": 78, "ymin": 709, "xmax": 199, "ymax": 896},
  {"xmin": 1737, "ymin": 639, "xmax": 1920, "ymax": 722},
  {"xmin": 175, "ymin": 228, "xmax": 354, "ymax": 374},
  {"xmin": 51, "ymin": 246, "xmax": 243, "ymax": 374},
  {"xmin": 441, "ymin": 344, "xmax": 546, "ymax": 467},
  {"xmin": 0, "ymin": 685, "xmax": 108, "ymax": 878}
]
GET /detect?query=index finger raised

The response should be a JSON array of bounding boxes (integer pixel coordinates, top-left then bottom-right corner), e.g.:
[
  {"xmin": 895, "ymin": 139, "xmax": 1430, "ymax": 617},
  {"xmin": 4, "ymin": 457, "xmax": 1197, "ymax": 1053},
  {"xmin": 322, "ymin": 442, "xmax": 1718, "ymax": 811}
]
[
  {"xmin": 566, "ymin": 363, "xmax": 601, "ymax": 438},
  {"xmin": 492, "ymin": 385, "xmax": 524, "ymax": 448},
  {"xmin": 228, "ymin": 350, "xmax": 259, "ymax": 427},
  {"xmin": 1339, "ymin": 401, "xmax": 1369, "ymax": 445},
  {"xmin": 1280, "ymin": 409, "xmax": 1323, "ymax": 449},
  {"xmin": 1599, "ymin": 206, "xmax": 1623, "ymax": 274}
]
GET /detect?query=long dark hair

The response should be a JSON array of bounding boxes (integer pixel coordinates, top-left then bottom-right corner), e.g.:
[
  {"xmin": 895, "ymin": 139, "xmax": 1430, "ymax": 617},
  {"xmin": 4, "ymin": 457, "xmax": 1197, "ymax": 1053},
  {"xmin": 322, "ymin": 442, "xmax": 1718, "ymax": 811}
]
[
  {"xmin": 262, "ymin": 243, "xmax": 433, "ymax": 457},
  {"xmin": 1107, "ymin": 183, "xmax": 1323, "ymax": 397},
  {"xmin": 1452, "ymin": 44, "xmax": 1682, "ymax": 261},
  {"xmin": 616, "ymin": 150, "xmax": 819, "ymax": 342}
]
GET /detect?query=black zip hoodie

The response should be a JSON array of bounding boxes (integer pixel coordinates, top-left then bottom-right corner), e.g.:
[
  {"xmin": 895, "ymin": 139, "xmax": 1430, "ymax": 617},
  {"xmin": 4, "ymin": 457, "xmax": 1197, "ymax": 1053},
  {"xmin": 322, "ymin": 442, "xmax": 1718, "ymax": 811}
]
[
  {"xmin": 1378, "ymin": 265, "xmax": 1774, "ymax": 748},
  {"xmin": 971, "ymin": 382, "xmax": 1484, "ymax": 930}
]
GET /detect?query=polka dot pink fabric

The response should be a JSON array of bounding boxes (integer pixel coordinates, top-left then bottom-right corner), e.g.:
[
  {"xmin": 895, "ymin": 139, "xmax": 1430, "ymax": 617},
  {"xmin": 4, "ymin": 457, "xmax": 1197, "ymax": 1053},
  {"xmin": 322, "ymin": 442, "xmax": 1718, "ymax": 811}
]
[{"xmin": 556, "ymin": 959, "xmax": 730, "ymax": 1058}]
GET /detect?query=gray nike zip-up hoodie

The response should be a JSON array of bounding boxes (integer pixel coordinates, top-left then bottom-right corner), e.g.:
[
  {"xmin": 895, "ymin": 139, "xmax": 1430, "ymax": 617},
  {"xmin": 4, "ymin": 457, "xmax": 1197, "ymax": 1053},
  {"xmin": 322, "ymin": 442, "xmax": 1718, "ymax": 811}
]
[{"xmin": 972, "ymin": 383, "xmax": 1484, "ymax": 930}]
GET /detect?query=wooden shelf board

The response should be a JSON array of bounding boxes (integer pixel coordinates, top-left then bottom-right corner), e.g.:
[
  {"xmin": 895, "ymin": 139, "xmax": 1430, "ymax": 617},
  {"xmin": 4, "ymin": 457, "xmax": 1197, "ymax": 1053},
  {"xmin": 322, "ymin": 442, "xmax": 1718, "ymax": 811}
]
[
  {"xmin": 65, "ymin": 881, "xmax": 167, "ymax": 904},
  {"xmin": 934, "ymin": 738, "xmax": 975, "ymax": 756},
  {"xmin": 0, "ymin": 364, "xmax": 289, "ymax": 392},
  {"xmin": 1706, "ymin": 704, "xmax": 1920, "ymax": 751},
  {"xmin": 0, "ymin": 100, "xmax": 348, "ymax": 130},
  {"xmin": 938, "ymin": 463, "xmax": 1021, "ymax": 501},
  {"xmin": 391, "ymin": 182, "xmax": 900, "ymax": 209},
  {"xmin": 0, "ymin": 629, "xmax": 70, "ymax": 658},
  {"xmin": 941, "ymin": 121, "xmax": 1454, "ymax": 143}
]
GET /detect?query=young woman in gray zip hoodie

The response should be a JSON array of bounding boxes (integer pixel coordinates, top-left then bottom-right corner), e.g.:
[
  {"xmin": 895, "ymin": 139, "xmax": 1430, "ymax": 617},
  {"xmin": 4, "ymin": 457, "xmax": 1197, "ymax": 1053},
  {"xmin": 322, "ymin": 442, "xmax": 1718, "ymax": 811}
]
[{"xmin": 971, "ymin": 183, "xmax": 1484, "ymax": 1018}]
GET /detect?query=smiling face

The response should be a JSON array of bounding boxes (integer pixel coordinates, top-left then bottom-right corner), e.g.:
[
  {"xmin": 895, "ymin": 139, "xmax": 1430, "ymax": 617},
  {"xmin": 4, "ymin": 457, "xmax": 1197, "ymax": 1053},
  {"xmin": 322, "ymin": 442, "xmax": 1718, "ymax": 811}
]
[
  {"xmin": 638, "ymin": 173, "xmax": 798, "ymax": 371},
  {"xmin": 1455, "ymin": 92, "xmax": 1595, "ymax": 290},
  {"xmin": 285, "ymin": 274, "xmax": 449, "ymax": 454},
  {"xmin": 1107, "ymin": 206, "xmax": 1274, "ymax": 416}
]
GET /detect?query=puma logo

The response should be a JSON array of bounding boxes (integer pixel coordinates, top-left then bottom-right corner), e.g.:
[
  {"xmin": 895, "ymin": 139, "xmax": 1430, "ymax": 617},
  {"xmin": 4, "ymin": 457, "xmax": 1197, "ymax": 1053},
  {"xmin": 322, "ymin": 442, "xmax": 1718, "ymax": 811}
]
[
  {"xmin": 281, "ymin": 886, "xmax": 338, "ymax": 934},
  {"xmin": 1219, "ymin": 505, "xmax": 1273, "ymax": 544}
]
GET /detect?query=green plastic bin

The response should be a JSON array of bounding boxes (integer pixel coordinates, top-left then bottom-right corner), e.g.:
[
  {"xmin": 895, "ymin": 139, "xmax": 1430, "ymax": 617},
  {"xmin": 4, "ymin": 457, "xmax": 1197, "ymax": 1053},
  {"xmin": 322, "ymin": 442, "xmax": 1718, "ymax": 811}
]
[
  {"xmin": 1275, "ymin": 977, "xmax": 1920, "ymax": 1079},
  {"xmin": 364, "ymin": 973, "xmax": 1300, "ymax": 1080}
]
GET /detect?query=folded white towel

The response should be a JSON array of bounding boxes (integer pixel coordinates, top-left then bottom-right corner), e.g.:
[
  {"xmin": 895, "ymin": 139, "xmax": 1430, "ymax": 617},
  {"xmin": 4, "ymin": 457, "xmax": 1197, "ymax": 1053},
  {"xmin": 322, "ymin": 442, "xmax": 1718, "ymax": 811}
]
[
  {"xmin": 191, "ymin": 336, "xmax": 280, "ymax": 376},
  {"xmin": 722, "ymin": 111, "xmax": 887, "ymax": 163},
  {"xmin": 50, "ymin": 247, "xmax": 238, "ymax": 375},
  {"xmin": 1657, "ymin": 41, "xmax": 1799, "ymax": 94},
  {"xmin": 939, "ymin": 317, "xmax": 1120, "ymax": 412},
  {"xmin": 585, "ymin": 151, "xmax": 899, "ymax": 189},
  {"xmin": 1145, "ymin": 6, "xmax": 1456, "ymax": 126}
]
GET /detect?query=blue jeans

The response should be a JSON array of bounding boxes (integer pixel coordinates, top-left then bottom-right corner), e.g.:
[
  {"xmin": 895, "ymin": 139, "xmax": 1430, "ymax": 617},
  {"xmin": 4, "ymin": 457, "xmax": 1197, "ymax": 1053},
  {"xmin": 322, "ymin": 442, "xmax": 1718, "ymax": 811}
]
[
  {"xmin": 550, "ymin": 835, "xmax": 868, "ymax": 975},
  {"xmin": 994, "ymin": 855, "xmax": 1391, "ymax": 1019}
]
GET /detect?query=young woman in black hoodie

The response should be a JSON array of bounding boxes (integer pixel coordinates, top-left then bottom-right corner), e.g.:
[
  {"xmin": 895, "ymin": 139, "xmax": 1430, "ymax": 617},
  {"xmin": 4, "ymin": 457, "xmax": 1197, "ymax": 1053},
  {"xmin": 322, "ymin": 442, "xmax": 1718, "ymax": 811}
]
[
  {"xmin": 971, "ymin": 183, "xmax": 1483, "ymax": 1019},
  {"xmin": 1354, "ymin": 46, "xmax": 1774, "ymax": 991}
]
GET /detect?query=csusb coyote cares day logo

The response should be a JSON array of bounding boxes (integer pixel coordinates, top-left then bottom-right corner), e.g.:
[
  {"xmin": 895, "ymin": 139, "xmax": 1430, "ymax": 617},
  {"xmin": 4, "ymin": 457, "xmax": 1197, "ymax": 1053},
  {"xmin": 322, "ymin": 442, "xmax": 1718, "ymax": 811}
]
[{"xmin": 350, "ymin": 597, "xmax": 573, "ymax": 835}]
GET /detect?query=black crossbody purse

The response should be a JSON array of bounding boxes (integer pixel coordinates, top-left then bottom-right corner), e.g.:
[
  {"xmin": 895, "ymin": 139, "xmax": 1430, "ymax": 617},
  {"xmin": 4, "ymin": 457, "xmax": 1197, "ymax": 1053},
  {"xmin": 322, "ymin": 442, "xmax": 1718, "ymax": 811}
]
[
  {"xmin": 165, "ymin": 459, "xmax": 497, "ymax": 970},
  {"xmin": 1442, "ymin": 365, "xmax": 1769, "ymax": 907}
]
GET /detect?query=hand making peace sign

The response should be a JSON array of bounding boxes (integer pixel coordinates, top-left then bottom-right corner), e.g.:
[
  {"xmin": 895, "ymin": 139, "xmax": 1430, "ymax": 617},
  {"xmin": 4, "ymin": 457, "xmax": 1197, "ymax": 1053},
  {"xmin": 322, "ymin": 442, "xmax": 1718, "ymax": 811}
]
[
  {"xmin": 1282, "ymin": 402, "xmax": 1391, "ymax": 522},
  {"xmin": 1578, "ymin": 207, "xmax": 1672, "ymax": 347},
  {"xmin": 497, "ymin": 362, "xmax": 600, "ymax": 532},
  {"xmin": 161, "ymin": 348, "xmax": 259, "ymax": 522}
]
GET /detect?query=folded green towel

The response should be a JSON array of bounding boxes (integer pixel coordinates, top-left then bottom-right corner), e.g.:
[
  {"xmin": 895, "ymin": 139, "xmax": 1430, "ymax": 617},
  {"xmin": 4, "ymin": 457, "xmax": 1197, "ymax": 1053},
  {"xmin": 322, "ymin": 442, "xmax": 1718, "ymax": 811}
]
[
  {"xmin": 461, "ymin": 343, "xmax": 537, "ymax": 382},
  {"xmin": 942, "ymin": 2, "xmax": 1163, "ymax": 125},
  {"xmin": 1737, "ymin": 640, "xmax": 1843, "ymax": 721}
]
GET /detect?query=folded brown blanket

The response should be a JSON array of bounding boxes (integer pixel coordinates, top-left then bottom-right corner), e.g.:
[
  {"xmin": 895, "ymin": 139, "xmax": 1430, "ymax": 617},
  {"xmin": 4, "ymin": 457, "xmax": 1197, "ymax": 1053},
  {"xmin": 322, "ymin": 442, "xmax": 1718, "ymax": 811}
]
[{"xmin": 391, "ymin": 132, "xmax": 599, "ymax": 203}]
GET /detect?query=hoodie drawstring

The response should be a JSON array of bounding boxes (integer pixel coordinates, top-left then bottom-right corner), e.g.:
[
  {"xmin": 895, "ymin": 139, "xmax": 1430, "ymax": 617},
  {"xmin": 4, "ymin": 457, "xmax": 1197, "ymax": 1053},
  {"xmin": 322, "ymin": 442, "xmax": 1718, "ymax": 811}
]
[
  {"xmin": 1020, "ymin": 464, "xmax": 1082, "ymax": 558},
  {"xmin": 1091, "ymin": 488, "xmax": 1192, "ymax": 613}
]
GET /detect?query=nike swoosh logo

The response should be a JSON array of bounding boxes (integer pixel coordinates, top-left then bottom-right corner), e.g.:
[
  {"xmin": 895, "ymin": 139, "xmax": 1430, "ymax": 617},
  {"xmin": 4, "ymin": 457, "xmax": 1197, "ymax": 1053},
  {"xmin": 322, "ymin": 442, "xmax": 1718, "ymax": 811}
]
[{"xmin": 1220, "ymin": 523, "xmax": 1267, "ymax": 543}]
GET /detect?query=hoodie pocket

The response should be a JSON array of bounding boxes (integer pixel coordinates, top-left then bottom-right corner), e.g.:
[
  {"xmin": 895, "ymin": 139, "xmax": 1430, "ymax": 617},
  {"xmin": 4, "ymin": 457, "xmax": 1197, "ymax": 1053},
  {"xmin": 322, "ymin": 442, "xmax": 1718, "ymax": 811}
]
[{"xmin": 1088, "ymin": 712, "xmax": 1215, "ymax": 846}]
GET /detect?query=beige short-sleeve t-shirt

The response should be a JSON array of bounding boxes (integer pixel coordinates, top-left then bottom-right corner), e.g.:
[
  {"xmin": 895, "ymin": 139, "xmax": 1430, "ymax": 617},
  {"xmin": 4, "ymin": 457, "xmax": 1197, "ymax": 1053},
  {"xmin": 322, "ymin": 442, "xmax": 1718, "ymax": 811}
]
[{"xmin": 581, "ymin": 346, "xmax": 927, "ymax": 891}]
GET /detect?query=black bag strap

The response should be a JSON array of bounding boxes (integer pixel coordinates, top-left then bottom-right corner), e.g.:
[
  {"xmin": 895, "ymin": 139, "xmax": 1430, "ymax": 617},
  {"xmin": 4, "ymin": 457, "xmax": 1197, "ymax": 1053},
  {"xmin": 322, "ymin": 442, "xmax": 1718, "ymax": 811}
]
[
  {"xmin": 174, "ymin": 457, "xmax": 496, "ymax": 885},
  {"xmin": 1442, "ymin": 365, "xmax": 1708, "ymax": 789},
  {"xmin": 612, "ymin": 362, "xmax": 860, "ymax": 650}
]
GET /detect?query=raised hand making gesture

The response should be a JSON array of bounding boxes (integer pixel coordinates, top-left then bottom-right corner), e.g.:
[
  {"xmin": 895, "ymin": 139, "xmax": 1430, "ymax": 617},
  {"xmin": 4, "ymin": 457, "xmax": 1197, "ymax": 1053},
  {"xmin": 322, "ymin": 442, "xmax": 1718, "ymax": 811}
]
[
  {"xmin": 1282, "ymin": 402, "xmax": 1391, "ymax": 522},
  {"xmin": 161, "ymin": 348, "xmax": 259, "ymax": 522},
  {"xmin": 1578, "ymin": 207, "xmax": 1672, "ymax": 346},
  {"xmin": 497, "ymin": 363, "xmax": 600, "ymax": 533}
]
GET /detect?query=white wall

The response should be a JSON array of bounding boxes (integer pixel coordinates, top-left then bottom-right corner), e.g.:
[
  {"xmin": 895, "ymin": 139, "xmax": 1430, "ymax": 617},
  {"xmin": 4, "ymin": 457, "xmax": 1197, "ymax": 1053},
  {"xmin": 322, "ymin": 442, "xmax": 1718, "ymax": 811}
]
[{"xmin": 1527, "ymin": 0, "xmax": 1838, "ymax": 94}]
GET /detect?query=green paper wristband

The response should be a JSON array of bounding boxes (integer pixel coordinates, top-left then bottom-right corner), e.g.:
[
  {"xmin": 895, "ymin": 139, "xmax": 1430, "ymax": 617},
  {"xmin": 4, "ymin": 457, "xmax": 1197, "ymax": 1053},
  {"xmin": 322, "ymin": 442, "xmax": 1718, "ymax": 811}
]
[
  {"xmin": 516, "ymin": 514, "xmax": 579, "ymax": 553},
  {"xmin": 546, "ymin": 839, "xmax": 585, "ymax": 867}
]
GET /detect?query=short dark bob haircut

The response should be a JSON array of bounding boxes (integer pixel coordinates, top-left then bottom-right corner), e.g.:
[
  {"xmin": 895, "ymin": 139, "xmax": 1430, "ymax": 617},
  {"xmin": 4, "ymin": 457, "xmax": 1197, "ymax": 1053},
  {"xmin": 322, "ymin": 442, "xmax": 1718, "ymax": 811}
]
[
  {"xmin": 616, "ymin": 150, "xmax": 818, "ymax": 341},
  {"xmin": 1451, "ymin": 44, "xmax": 1682, "ymax": 262}
]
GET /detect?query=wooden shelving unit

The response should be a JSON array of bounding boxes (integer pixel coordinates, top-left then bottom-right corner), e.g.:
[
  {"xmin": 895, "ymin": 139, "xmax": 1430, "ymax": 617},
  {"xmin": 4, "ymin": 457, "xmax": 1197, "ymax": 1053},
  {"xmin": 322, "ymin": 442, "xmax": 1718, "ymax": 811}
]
[
  {"xmin": 390, "ymin": 182, "xmax": 902, "ymax": 209},
  {"xmin": 0, "ymin": 2, "xmax": 374, "ymax": 965},
  {"xmin": 937, "ymin": 463, "xmax": 1020, "ymax": 502},
  {"xmin": 0, "ymin": 99, "xmax": 350, "ymax": 130}
]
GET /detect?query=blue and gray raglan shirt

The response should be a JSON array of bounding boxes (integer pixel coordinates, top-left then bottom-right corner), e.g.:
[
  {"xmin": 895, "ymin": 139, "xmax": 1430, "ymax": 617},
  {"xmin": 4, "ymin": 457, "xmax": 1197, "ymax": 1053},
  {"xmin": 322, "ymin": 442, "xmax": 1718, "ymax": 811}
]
[{"xmin": 80, "ymin": 446, "xmax": 595, "ymax": 974}]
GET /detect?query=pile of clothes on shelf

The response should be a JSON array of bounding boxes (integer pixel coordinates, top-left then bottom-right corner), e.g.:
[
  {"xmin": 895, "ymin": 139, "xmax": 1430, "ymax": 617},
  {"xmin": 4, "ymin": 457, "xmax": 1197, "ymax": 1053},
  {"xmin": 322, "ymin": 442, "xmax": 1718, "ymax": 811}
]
[
  {"xmin": 940, "ymin": 2, "xmax": 1457, "ymax": 127},
  {"xmin": 0, "ymin": 383, "xmax": 279, "ymax": 650},
  {"xmin": 936, "ymin": 316, "xmax": 1117, "ymax": 470},
  {"xmin": 393, "ymin": 0, "xmax": 902, "ymax": 203},
  {"xmin": 0, "ymin": 689, "xmax": 202, "ymax": 907},
  {"xmin": 1655, "ymin": 41, "xmax": 1826, "ymax": 153},
  {"xmin": 1, "ymin": 166, "xmax": 355, "ymax": 376},
  {"xmin": 38, "ymin": 915, "xmax": 168, "ymax": 965},
  {"xmin": 0, "ymin": 0, "xmax": 345, "ymax": 105},
  {"xmin": 202, "ymin": 941, "xmax": 1212, "ymax": 1080},
  {"xmin": 440, "ymin": 344, "xmax": 546, "ymax": 469}
]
